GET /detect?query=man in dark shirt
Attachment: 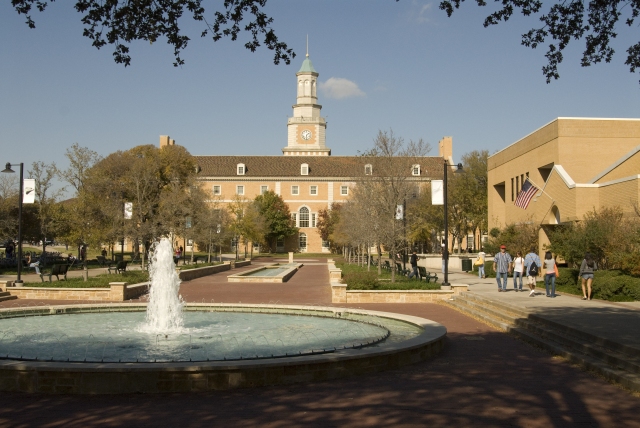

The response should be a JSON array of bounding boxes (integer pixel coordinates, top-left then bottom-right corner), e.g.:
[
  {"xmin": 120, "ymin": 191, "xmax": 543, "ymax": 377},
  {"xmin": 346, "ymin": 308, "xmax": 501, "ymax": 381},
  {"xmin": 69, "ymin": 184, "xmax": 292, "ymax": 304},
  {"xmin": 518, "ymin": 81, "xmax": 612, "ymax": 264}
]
[{"xmin": 408, "ymin": 250, "xmax": 420, "ymax": 279}]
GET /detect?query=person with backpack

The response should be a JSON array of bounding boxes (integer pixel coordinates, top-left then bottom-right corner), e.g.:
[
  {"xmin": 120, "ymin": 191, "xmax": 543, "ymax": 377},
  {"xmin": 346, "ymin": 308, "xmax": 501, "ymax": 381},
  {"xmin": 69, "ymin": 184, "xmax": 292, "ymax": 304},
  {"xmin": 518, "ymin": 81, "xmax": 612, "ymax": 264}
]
[
  {"xmin": 524, "ymin": 247, "xmax": 541, "ymax": 297},
  {"xmin": 579, "ymin": 253, "xmax": 598, "ymax": 300}
]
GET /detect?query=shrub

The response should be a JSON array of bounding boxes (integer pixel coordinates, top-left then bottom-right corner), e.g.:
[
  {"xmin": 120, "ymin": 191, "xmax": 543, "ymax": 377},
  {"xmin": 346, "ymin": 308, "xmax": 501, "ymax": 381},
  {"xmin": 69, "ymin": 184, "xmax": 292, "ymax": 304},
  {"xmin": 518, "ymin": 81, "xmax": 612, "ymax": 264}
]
[
  {"xmin": 342, "ymin": 271, "xmax": 379, "ymax": 290},
  {"xmin": 553, "ymin": 267, "xmax": 640, "ymax": 302}
]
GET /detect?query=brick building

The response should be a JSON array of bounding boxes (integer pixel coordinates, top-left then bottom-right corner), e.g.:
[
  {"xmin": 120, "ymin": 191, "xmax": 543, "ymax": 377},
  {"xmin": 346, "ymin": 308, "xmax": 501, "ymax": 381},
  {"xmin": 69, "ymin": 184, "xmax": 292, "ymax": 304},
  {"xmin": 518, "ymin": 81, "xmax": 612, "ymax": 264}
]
[{"xmin": 488, "ymin": 117, "xmax": 640, "ymax": 252}]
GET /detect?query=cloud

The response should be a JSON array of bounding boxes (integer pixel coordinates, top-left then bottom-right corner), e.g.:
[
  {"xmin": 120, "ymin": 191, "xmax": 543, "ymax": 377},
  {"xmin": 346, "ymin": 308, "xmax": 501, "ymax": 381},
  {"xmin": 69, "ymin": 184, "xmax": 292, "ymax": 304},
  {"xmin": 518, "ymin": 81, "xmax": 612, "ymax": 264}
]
[
  {"xmin": 319, "ymin": 78, "xmax": 366, "ymax": 99},
  {"xmin": 409, "ymin": 1, "xmax": 433, "ymax": 24}
]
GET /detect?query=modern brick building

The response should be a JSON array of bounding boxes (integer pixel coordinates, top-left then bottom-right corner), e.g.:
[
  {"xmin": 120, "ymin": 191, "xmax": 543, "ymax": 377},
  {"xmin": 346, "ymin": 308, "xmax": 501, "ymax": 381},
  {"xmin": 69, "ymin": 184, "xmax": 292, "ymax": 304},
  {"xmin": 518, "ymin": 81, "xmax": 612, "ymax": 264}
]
[{"xmin": 488, "ymin": 117, "xmax": 640, "ymax": 252}]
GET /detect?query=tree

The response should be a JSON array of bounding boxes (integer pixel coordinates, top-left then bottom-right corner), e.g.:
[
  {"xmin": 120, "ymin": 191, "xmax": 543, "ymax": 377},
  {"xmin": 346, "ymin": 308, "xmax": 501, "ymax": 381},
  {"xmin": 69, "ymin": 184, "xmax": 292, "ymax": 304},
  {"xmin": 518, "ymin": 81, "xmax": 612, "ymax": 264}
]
[
  {"xmin": 11, "ymin": 0, "xmax": 294, "ymax": 67},
  {"xmin": 193, "ymin": 202, "xmax": 232, "ymax": 262},
  {"xmin": 228, "ymin": 195, "xmax": 266, "ymax": 259},
  {"xmin": 441, "ymin": 0, "xmax": 640, "ymax": 83},
  {"xmin": 80, "ymin": 143, "xmax": 200, "ymax": 265},
  {"xmin": 0, "ymin": 175, "xmax": 19, "ymax": 243},
  {"xmin": 316, "ymin": 203, "xmax": 345, "ymax": 252},
  {"xmin": 344, "ymin": 129, "xmax": 431, "ymax": 281},
  {"xmin": 28, "ymin": 161, "xmax": 64, "ymax": 252},
  {"xmin": 253, "ymin": 190, "xmax": 297, "ymax": 251}
]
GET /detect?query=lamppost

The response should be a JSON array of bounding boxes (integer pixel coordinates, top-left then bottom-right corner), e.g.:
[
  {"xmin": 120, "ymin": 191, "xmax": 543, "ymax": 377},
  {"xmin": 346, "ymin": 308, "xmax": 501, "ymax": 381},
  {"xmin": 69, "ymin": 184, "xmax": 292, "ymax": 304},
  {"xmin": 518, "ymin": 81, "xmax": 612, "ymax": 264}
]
[
  {"xmin": 2, "ymin": 162, "xmax": 24, "ymax": 286},
  {"xmin": 443, "ymin": 160, "xmax": 463, "ymax": 287}
]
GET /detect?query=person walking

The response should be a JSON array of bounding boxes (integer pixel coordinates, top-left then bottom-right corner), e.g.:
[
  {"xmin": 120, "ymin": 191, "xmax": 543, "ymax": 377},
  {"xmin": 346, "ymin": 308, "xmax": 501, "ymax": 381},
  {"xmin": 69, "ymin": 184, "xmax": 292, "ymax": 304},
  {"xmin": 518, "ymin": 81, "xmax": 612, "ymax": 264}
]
[
  {"xmin": 524, "ymin": 247, "xmax": 541, "ymax": 297},
  {"xmin": 407, "ymin": 250, "xmax": 420, "ymax": 280},
  {"xmin": 579, "ymin": 253, "xmax": 597, "ymax": 300},
  {"xmin": 476, "ymin": 250, "xmax": 486, "ymax": 279},
  {"xmin": 512, "ymin": 251, "xmax": 525, "ymax": 292},
  {"xmin": 493, "ymin": 245, "xmax": 512, "ymax": 292},
  {"xmin": 543, "ymin": 251, "xmax": 557, "ymax": 297}
]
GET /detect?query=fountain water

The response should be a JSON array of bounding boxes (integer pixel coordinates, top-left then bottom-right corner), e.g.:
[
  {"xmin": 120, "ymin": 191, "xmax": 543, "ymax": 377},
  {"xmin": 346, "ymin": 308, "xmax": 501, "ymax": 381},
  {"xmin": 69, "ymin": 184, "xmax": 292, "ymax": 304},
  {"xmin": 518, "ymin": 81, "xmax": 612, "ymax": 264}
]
[{"xmin": 140, "ymin": 239, "xmax": 184, "ymax": 333}]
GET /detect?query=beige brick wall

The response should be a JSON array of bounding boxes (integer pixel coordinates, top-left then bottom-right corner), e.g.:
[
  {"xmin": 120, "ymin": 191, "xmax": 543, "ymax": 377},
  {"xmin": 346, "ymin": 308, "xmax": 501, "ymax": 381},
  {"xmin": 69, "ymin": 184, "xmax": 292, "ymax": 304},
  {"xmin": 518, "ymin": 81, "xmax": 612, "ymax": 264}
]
[{"xmin": 489, "ymin": 118, "xmax": 640, "ymax": 230}]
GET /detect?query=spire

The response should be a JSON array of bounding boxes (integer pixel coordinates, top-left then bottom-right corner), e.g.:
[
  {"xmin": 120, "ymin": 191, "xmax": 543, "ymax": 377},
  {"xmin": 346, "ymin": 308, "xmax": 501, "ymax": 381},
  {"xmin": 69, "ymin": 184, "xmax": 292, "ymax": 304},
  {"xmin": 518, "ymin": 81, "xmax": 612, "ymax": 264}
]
[{"xmin": 298, "ymin": 36, "xmax": 316, "ymax": 73}]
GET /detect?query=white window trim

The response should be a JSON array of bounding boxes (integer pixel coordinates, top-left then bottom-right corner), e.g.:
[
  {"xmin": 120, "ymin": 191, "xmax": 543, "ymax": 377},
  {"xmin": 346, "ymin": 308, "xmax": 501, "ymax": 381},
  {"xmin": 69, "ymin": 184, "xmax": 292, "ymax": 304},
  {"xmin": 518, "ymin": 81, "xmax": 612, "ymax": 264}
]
[
  {"xmin": 365, "ymin": 164, "xmax": 372, "ymax": 175},
  {"xmin": 309, "ymin": 185, "xmax": 318, "ymax": 196},
  {"xmin": 237, "ymin": 163, "xmax": 246, "ymax": 176},
  {"xmin": 412, "ymin": 164, "xmax": 421, "ymax": 176},
  {"xmin": 291, "ymin": 185, "xmax": 300, "ymax": 195},
  {"xmin": 340, "ymin": 185, "xmax": 349, "ymax": 196},
  {"xmin": 260, "ymin": 185, "xmax": 268, "ymax": 194},
  {"xmin": 212, "ymin": 185, "xmax": 221, "ymax": 195},
  {"xmin": 236, "ymin": 185, "xmax": 244, "ymax": 195},
  {"xmin": 301, "ymin": 163, "xmax": 309, "ymax": 176}
]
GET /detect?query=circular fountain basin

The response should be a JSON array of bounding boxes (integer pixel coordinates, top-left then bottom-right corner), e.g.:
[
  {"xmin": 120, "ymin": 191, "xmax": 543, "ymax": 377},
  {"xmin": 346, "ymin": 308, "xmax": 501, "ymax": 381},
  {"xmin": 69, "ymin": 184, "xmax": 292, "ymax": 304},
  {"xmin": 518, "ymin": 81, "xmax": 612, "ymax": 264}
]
[{"xmin": 0, "ymin": 304, "xmax": 446, "ymax": 394}]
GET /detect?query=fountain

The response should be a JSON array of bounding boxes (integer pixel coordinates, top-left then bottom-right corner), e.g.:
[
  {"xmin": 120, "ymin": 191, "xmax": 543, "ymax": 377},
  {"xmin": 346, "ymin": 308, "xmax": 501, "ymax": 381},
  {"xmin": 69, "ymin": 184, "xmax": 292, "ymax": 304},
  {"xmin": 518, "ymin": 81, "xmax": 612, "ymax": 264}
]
[
  {"xmin": 0, "ymin": 238, "xmax": 447, "ymax": 394},
  {"xmin": 140, "ymin": 239, "xmax": 184, "ymax": 333}
]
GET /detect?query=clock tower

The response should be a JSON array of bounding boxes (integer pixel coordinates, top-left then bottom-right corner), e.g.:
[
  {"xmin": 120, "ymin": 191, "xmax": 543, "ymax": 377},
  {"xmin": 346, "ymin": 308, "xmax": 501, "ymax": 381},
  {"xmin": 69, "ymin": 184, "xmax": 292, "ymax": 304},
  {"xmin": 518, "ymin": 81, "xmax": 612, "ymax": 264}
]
[{"xmin": 284, "ymin": 52, "xmax": 330, "ymax": 156}]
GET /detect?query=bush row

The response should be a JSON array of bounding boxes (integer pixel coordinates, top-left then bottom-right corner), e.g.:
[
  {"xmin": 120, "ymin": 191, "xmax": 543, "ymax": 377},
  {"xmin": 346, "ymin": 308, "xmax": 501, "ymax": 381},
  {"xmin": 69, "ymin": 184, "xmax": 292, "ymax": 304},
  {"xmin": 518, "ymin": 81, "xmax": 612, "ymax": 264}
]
[{"xmin": 555, "ymin": 268, "xmax": 640, "ymax": 302}]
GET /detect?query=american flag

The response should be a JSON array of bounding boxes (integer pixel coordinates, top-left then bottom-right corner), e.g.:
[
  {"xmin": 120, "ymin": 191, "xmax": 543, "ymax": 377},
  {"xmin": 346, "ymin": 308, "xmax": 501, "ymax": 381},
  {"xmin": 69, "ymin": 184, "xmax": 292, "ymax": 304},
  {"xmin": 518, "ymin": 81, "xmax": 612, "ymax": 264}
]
[{"xmin": 514, "ymin": 178, "xmax": 539, "ymax": 209}]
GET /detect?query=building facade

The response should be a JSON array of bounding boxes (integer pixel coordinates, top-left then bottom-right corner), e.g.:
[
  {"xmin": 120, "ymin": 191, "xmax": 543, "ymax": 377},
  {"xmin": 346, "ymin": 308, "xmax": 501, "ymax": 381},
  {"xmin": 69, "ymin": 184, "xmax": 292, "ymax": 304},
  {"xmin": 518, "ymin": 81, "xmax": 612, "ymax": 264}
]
[
  {"xmin": 488, "ymin": 117, "xmax": 640, "ymax": 251},
  {"xmin": 189, "ymin": 54, "xmax": 448, "ymax": 253}
]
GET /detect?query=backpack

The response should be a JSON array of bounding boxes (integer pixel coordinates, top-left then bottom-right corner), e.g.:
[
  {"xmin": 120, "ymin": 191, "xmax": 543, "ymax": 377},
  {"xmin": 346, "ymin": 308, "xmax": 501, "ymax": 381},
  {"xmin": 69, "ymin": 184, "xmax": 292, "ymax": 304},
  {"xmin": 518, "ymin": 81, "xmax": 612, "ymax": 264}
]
[{"xmin": 529, "ymin": 262, "xmax": 538, "ymax": 276}]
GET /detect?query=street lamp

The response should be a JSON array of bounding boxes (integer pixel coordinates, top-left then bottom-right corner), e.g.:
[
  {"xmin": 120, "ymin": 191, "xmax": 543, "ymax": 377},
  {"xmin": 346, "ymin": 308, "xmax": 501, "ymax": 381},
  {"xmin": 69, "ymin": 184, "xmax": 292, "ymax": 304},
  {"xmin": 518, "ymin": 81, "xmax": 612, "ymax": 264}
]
[
  {"xmin": 443, "ymin": 160, "xmax": 463, "ymax": 287},
  {"xmin": 2, "ymin": 162, "xmax": 24, "ymax": 286}
]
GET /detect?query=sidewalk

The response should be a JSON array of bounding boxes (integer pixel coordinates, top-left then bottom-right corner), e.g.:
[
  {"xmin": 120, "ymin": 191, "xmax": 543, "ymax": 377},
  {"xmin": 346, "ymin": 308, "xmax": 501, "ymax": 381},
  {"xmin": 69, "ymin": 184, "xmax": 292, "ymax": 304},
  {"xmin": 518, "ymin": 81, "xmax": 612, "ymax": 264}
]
[{"xmin": 448, "ymin": 269, "xmax": 640, "ymax": 351}]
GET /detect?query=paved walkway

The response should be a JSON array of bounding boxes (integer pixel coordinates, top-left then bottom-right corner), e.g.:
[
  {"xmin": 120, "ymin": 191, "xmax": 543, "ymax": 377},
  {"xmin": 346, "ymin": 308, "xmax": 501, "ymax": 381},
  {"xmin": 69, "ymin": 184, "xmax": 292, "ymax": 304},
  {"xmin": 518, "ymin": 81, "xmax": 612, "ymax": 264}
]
[
  {"xmin": 0, "ymin": 261, "xmax": 638, "ymax": 427},
  {"xmin": 447, "ymin": 270, "xmax": 640, "ymax": 351}
]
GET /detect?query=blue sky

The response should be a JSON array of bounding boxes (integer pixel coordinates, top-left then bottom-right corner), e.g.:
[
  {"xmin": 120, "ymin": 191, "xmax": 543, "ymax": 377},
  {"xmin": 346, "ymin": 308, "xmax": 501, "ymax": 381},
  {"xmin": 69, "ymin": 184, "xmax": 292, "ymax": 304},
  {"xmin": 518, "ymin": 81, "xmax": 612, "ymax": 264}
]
[{"xmin": 1, "ymin": 0, "xmax": 638, "ymax": 185}]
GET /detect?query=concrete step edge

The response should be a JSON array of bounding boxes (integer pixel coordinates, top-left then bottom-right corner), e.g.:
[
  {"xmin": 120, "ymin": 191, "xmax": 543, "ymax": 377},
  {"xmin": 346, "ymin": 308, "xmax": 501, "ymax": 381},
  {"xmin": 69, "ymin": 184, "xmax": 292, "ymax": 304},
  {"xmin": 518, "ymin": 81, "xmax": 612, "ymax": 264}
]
[
  {"xmin": 462, "ymin": 292, "xmax": 640, "ymax": 359},
  {"xmin": 509, "ymin": 327, "xmax": 640, "ymax": 393},
  {"xmin": 445, "ymin": 300, "xmax": 513, "ymax": 332},
  {"xmin": 518, "ymin": 320, "xmax": 640, "ymax": 375},
  {"xmin": 450, "ymin": 297, "xmax": 520, "ymax": 325},
  {"xmin": 460, "ymin": 292, "xmax": 532, "ymax": 317}
]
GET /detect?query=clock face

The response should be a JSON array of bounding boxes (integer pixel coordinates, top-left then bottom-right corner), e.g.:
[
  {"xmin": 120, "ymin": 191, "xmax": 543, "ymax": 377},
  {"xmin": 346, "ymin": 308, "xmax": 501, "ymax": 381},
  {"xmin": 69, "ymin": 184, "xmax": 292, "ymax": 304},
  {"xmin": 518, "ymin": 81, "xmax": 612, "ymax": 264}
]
[{"xmin": 301, "ymin": 130, "xmax": 312, "ymax": 141}]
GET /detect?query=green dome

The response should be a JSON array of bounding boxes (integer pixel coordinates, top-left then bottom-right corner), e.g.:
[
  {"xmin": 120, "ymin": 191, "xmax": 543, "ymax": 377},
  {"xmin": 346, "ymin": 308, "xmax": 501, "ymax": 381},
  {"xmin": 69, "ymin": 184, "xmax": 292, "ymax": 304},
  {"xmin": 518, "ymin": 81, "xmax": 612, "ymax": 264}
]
[{"xmin": 298, "ymin": 55, "xmax": 317, "ymax": 73}]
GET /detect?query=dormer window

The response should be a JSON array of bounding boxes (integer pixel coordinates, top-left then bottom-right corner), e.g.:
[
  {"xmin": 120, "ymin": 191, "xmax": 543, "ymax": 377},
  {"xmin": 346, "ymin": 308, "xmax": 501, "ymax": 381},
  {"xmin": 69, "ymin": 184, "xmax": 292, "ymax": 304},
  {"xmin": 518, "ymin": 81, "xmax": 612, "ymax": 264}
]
[
  {"xmin": 412, "ymin": 165, "xmax": 421, "ymax": 176},
  {"xmin": 237, "ymin": 163, "xmax": 245, "ymax": 175},
  {"xmin": 301, "ymin": 163, "xmax": 309, "ymax": 175},
  {"xmin": 364, "ymin": 164, "xmax": 373, "ymax": 175}
]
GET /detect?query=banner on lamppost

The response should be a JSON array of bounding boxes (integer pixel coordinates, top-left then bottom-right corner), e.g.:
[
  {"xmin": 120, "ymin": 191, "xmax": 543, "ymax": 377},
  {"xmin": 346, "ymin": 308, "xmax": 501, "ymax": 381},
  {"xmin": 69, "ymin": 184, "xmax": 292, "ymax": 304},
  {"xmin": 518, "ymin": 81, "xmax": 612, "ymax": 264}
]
[
  {"xmin": 23, "ymin": 179, "xmax": 35, "ymax": 204},
  {"xmin": 431, "ymin": 180, "xmax": 443, "ymax": 205},
  {"xmin": 395, "ymin": 204, "xmax": 403, "ymax": 220},
  {"xmin": 124, "ymin": 202, "xmax": 133, "ymax": 219}
]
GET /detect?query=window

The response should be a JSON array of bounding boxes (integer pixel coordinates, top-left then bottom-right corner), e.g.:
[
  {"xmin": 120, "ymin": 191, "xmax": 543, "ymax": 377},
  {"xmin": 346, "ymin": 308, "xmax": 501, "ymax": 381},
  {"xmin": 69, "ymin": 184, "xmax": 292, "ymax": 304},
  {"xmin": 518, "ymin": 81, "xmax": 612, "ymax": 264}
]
[
  {"xmin": 276, "ymin": 237, "xmax": 285, "ymax": 250},
  {"xmin": 212, "ymin": 185, "xmax": 221, "ymax": 195},
  {"xmin": 291, "ymin": 212, "xmax": 297, "ymax": 225},
  {"xmin": 291, "ymin": 185, "xmax": 299, "ymax": 195},
  {"xmin": 511, "ymin": 178, "xmax": 514, "ymax": 201},
  {"xmin": 299, "ymin": 233, "xmax": 307, "ymax": 250},
  {"xmin": 236, "ymin": 185, "xmax": 244, "ymax": 195},
  {"xmin": 311, "ymin": 212, "xmax": 316, "ymax": 228},
  {"xmin": 322, "ymin": 240, "xmax": 330, "ymax": 249},
  {"xmin": 516, "ymin": 176, "xmax": 519, "ymax": 196},
  {"xmin": 260, "ymin": 185, "xmax": 268, "ymax": 194},
  {"xmin": 301, "ymin": 163, "xmax": 309, "ymax": 175},
  {"xmin": 237, "ymin": 163, "xmax": 245, "ymax": 175},
  {"xmin": 412, "ymin": 165, "xmax": 420, "ymax": 176},
  {"xmin": 340, "ymin": 185, "xmax": 348, "ymax": 196},
  {"xmin": 365, "ymin": 164, "xmax": 372, "ymax": 175},
  {"xmin": 299, "ymin": 207, "xmax": 310, "ymax": 228},
  {"xmin": 467, "ymin": 236, "xmax": 474, "ymax": 249},
  {"xmin": 310, "ymin": 185, "xmax": 318, "ymax": 195}
]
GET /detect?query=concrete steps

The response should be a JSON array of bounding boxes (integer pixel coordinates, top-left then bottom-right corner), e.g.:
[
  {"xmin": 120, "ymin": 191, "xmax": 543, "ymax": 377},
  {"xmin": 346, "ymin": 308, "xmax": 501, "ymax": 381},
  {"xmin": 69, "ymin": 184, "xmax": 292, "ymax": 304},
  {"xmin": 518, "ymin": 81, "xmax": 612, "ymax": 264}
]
[
  {"xmin": 446, "ymin": 292, "xmax": 640, "ymax": 392},
  {"xmin": 0, "ymin": 291, "xmax": 17, "ymax": 302}
]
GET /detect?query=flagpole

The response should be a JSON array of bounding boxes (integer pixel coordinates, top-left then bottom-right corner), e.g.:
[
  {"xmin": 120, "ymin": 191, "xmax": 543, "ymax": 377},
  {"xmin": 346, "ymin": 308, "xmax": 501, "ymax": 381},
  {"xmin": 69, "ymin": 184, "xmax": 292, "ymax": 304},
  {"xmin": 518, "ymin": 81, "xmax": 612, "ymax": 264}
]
[{"xmin": 527, "ymin": 177, "xmax": 554, "ymax": 203}]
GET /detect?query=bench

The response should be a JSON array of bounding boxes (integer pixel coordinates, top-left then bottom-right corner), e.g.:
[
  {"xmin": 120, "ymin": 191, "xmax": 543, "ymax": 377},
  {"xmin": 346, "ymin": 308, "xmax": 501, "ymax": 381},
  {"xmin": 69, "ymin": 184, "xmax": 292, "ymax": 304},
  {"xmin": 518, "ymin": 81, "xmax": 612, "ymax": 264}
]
[
  {"xmin": 395, "ymin": 262, "xmax": 410, "ymax": 277},
  {"xmin": 418, "ymin": 266, "xmax": 439, "ymax": 283},
  {"xmin": 96, "ymin": 256, "xmax": 111, "ymax": 267},
  {"xmin": 40, "ymin": 264, "xmax": 69, "ymax": 282},
  {"xmin": 108, "ymin": 261, "xmax": 128, "ymax": 274}
]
